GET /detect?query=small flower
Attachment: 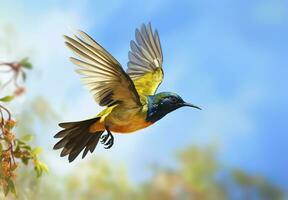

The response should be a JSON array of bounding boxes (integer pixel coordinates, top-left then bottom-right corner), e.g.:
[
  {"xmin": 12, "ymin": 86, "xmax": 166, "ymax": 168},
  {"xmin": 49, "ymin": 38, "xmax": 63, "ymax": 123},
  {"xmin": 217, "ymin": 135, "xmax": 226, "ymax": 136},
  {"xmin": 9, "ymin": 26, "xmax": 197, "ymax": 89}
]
[
  {"xmin": 5, "ymin": 133, "xmax": 15, "ymax": 143},
  {"xmin": 2, "ymin": 150, "xmax": 11, "ymax": 158},
  {"xmin": 14, "ymin": 87, "xmax": 25, "ymax": 96},
  {"xmin": 5, "ymin": 119, "xmax": 16, "ymax": 129}
]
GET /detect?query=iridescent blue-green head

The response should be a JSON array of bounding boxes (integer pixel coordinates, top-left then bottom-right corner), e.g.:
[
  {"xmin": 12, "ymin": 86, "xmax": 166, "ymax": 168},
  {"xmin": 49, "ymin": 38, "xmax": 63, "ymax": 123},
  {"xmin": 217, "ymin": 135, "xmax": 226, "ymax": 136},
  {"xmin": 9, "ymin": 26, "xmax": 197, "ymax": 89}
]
[{"xmin": 146, "ymin": 92, "xmax": 201, "ymax": 123}]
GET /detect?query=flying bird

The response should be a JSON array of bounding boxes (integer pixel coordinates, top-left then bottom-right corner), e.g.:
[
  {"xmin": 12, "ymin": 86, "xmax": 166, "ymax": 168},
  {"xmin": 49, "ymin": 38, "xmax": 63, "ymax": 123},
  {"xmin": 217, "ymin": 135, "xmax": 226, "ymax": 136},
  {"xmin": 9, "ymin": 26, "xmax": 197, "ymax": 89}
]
[{"xmin": 53, "ymin": 23, "xmax": 201, "ymax": 162}]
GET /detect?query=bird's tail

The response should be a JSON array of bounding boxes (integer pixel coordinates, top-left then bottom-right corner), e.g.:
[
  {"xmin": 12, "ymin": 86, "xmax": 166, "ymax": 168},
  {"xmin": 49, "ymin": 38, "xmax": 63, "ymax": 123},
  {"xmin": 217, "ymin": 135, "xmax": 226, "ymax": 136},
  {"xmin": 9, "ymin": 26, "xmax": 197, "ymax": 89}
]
[{"xmin": 53, "ymin": 117, "xmax": 104, "ymax": 162}]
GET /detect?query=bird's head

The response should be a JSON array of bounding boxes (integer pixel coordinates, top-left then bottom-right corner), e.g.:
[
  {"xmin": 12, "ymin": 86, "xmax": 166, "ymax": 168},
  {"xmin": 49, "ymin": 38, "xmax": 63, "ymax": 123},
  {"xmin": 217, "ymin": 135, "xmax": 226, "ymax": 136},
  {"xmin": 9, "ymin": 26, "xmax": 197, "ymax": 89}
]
[{"xmin": 146, "ymin": 92, "xmax": 201, "ymax": 122}]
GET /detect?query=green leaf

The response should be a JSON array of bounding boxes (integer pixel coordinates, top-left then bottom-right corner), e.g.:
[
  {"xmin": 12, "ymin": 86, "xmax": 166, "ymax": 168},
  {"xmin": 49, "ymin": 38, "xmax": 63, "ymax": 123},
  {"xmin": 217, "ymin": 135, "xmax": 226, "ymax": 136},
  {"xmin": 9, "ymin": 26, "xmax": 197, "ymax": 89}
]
[
  {"xmin": 32, "ymin": 159, "xmax": 49, "ymax": 178},
  {"xmin": 19, "ymin": 57, "xmax": 32, "ymax": 69},
  {"xmin": 8, "ymin": 179, "xmax": 16, "ymax": 195},
  {"xmin": 4, "ymin": 182, "xmax": 9, "ymax": 196},
  {"xmin": 22, "ymin": 62, "xmax": 32, "ymax": 69},
  {"xmin": 16, "ymin": 139, "xmax": 26, "ymax": 146},
  {"xmin": 21, "ymin": 134, "xmax": 33, "ymax": 142},
  {"xmin": 22, "ymin": 145, "xmax": 32, "ymax": 150},
  {"xmin": 17, "ymin": 139, "xmax": 32, "ymax": 149},
  {"xmin": 0, "ymin": 95, "xmax": 14, "ymax": 102},
  {"xmin": 39, "ymin": 161, "xmax": 49, "ymax": 173},
  {"xmin": 34, "ymin": 161, "xmax": 42, "ymax": 177},
  {"xmin": 31, "ymin": 147, "xmax": 43, "ymax": 156},
  {"xmin": 34, "ymin": 161, "xmax": 48, "ymax": 177},
  {"xmin": 22, "ymin": 72, "xmax": 27, "ymax": 81},
  {"xmin": 21, "ymin": 157, "xmax": 29, "ymax": 165}
]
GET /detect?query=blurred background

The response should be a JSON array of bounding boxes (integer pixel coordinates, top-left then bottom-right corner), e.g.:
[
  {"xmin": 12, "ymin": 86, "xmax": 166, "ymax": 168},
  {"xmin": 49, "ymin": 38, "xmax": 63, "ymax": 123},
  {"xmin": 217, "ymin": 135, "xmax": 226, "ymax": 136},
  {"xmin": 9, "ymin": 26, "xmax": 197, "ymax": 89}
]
[{"xmin": 0, "ymin": 0, "xmax": 287, "ymax": 199}]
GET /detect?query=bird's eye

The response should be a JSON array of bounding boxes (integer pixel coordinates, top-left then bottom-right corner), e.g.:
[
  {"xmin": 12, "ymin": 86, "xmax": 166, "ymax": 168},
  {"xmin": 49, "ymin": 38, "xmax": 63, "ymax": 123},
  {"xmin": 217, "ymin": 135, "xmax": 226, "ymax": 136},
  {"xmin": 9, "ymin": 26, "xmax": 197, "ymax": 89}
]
[{"xmin": 170, "ymin": 97, "xmax": 178, "ymax": 104}]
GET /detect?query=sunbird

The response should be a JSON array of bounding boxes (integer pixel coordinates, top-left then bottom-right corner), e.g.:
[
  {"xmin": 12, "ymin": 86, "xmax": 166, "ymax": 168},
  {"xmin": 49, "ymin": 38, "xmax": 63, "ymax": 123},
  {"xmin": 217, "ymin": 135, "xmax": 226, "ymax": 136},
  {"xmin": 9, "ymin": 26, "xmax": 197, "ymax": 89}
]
[{"xmin": 53, "ymin": 23, "xmax": 201, "ymax": 162}]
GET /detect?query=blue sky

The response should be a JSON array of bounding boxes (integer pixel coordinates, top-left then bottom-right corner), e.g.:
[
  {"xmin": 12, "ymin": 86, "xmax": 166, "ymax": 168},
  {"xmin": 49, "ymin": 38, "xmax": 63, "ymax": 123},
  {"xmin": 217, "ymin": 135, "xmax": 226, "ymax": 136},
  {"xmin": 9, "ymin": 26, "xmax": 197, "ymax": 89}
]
[{"xmin": 1, "ymin": 0, "xmax": 288, "ymax": 189}]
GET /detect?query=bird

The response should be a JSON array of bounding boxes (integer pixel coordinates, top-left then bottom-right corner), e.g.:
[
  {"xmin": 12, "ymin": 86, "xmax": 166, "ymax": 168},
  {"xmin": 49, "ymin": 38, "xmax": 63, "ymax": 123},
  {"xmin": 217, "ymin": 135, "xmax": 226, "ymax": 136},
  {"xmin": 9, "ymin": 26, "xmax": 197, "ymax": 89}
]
[{"xmin": 53, "ymin": 23, "xmax": 201, "ymax": 162}]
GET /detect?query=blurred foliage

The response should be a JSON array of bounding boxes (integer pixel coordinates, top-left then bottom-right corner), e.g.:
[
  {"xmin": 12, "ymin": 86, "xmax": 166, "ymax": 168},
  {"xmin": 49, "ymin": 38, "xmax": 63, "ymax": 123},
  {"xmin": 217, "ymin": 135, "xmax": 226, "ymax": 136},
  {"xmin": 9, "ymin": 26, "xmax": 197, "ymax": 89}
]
[
  {"xmin": 16, "ymin": 96, "xmax": 58, "ymax": 138},
  {"xmin": 3, "ymin": 145, "xmax": 285, "ymax": 200},
  {"xmin": 0, "ymin": 95, "xmax": 57, "ymax": 200},
  {"xmin": 0, "ymin": 58, "xmax": 48, "ymax": 197},
  {"xmin": 232, "ymin": 169, "xmax": 284, "ymax": 200}
]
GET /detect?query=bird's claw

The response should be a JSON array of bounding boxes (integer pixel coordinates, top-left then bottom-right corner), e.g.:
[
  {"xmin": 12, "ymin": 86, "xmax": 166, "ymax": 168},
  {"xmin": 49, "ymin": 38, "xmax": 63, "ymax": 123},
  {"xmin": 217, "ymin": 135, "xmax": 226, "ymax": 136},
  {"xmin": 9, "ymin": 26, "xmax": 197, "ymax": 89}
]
[
  {"xmin": 104, "ymin": 139, "xmax": 113, "ymax": 149},
  {"xmin": 100, "ymin": 134, "xmax": 109, "ymax": 144},
  {"xmin": 101, "ymin": 131, "xmax": 114, "ymax": 149}
]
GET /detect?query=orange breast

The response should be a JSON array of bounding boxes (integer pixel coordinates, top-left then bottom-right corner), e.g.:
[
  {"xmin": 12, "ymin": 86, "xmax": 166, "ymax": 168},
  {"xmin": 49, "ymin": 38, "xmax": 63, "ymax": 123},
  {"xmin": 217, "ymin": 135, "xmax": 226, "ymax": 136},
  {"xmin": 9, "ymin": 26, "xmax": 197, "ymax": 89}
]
[{"xmin": 110, "ymin": 120, "xmax": 153, "ymax": 133}]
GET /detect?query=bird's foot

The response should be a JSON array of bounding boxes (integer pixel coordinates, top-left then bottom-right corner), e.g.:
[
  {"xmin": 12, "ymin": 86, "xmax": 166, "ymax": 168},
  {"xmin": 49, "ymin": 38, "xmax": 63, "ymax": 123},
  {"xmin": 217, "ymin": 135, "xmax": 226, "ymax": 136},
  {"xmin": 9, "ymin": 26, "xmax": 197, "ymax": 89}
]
[
  {"xmin": 100, "ymin": 133, "xmax": 109, "ymax": 144},
  {"xmin": 101, "ymin": 129, "xmax": 114, "ymax": 149}
]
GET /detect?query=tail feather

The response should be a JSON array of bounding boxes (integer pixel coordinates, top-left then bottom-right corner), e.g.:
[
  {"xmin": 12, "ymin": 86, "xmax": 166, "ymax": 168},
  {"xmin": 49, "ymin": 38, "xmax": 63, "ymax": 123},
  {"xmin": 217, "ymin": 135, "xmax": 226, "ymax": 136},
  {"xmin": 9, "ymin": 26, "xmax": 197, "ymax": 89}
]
[
  {"xmin": 82, "ymin": 136, "xmax": 99, "ymax": 158},
  {"xmin": 54, "ymin": 126, "xmax": 79, "ymax": 138},
  {"xmin": 53, "ymin": 117, "xmax": 104, "ymax": 162}
]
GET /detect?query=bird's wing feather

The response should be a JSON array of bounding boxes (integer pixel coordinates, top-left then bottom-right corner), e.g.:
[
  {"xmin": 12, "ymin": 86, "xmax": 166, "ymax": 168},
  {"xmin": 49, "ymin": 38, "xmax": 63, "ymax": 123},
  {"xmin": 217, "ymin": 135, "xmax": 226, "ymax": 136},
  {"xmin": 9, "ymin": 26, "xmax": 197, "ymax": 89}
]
[
  {"xmin": 64, "ymin": 31, "xmax": 141, "ymax": 108},
  {"xmin": 127, "ymin": 23, "xmax": 164, "ymax": 101}
]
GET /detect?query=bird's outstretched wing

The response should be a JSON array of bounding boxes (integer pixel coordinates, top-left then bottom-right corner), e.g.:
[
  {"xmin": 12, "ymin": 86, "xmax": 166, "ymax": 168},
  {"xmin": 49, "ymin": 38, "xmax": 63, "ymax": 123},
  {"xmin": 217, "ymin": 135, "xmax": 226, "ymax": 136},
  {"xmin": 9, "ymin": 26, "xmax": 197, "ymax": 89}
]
[
  {"xmin": 127, "ymin": 23, "xmax": 164, "ymax": 102},
  {"xmin": 64, "ymin": 31, "xmax": 141, "ymax": 108}
]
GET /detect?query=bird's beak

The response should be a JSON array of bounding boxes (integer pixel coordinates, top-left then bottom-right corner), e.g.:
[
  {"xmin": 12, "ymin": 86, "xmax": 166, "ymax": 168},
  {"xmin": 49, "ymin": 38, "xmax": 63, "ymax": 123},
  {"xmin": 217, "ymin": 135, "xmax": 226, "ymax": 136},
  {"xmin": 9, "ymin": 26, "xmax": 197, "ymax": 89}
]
[{"xmin": 182, "ymin": 102, "xmax": 202, "ymax": 110}]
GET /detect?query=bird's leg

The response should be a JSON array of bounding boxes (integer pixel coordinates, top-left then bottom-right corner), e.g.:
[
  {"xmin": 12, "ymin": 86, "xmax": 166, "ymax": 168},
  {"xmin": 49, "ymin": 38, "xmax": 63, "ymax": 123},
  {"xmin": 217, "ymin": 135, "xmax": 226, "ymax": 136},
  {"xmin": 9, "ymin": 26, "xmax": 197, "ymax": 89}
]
[{"xmin": 100, "ymin": 127, "xmax": 114, "ymax": 149}]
